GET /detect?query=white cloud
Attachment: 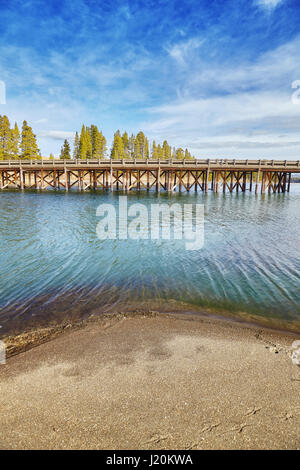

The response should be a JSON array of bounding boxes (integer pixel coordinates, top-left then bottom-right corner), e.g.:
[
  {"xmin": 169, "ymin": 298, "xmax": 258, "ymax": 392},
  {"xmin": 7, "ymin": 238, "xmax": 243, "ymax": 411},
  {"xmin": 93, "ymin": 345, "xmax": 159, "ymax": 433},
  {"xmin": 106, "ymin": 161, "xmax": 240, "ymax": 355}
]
[
  {"xmin": 38, "ymin": 130, "xmax": 75, "ymax": 141},
  {"xmin": 142, "ymin": 34, "xmax": 300, "ymax": 158},
  {"xmin": 166, "ymin": 38, "xmax": 205, "ymax": 65},
  {"xmin": 34, "ymin": 118, "xmax": 48, "ymax": 124},
  {"xmin": 144, "ymin": 91, "xmax": 300, "ymax": 157},
  {"xmin": 256, "ymin": 0, "xmax": 284, "ymax": 10}
]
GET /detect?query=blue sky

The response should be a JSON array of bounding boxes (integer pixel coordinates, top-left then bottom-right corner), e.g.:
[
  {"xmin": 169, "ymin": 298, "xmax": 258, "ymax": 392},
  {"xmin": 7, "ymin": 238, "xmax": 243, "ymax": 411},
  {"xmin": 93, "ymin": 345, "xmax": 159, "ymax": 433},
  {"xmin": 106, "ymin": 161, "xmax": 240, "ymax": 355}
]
[{"xmin": 1, "ymin": 0, "xmax": 300, "ymax": 158}]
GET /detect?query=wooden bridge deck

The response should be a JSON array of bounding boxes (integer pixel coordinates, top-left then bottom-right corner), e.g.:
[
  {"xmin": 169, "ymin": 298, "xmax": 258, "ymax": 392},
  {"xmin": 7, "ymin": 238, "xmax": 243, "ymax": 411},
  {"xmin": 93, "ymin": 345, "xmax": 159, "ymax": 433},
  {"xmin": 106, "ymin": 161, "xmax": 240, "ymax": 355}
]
[{"xmin": 0, "ymin": 159, "xmax": 299, "ymax": 193}]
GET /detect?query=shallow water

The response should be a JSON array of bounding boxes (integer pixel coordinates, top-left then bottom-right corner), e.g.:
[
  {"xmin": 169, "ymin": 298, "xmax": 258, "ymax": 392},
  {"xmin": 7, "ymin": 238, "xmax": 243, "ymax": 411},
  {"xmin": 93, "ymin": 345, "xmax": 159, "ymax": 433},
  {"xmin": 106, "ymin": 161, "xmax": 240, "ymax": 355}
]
[{"xmin": 0, "ymin": 185, "xmax": 299, "ymax": 336}]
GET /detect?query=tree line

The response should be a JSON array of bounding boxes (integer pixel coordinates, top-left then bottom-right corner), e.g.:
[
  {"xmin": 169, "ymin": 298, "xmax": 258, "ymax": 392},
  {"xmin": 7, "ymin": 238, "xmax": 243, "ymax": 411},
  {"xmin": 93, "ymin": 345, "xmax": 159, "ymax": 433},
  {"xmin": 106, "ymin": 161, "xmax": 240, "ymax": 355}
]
[
  {"xmin": 0, "ymin": 115, "xmax": 40, "ymax": 159},
  {"xmin": 0, "ymin": 115, "xmax": 195, "ymax": 160},
  {"xmin": 60, "ymin": 127, "xmax": 195, "ymax": 160}
]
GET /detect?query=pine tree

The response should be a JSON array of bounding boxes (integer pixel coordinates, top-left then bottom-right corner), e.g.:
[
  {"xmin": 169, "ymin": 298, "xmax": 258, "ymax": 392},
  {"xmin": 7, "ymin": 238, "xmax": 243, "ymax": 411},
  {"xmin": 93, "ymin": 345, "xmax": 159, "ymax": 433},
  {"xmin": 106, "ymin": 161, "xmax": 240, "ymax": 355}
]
[
  {"xmin": 93, "ymin": 130, "xmax": 106, "ymax": 159},
  {"xmin": 128, "ymin": 134, "xmax": 135, "ymax": 158},
  {"xmin": 73, "ymin": 131, "xmax": 80, "ymax": 159},
  {"xmin": 79, "ymin": 125, "xmax": 88, "ymax": 159},
  {"xmin": 10, "ymin": 122, "xmax": 20, "ymax": 158},
  {"xmin": 60, "ymin": 139, "xmax": 71, "ymax": 159},
  {"xmin": 49, "ymin": 153, "xmax": 54, "ymax": 160},
  {"xmin": 134, "ymin": 136, "xmax": 140, "ymax": 159},
  {"xmin": 111, "ymin": 131, "xmax": 124, "ymax": 159},
  {"xmin": 122, "ymin": 131, "xmax": 129, "ymax": 157},
  {"xmin": 89, "ymin": 125, "xmax": 106, "ymax": 159},
  {"xmin": 0, "ymin": 115, "xmax": 11, "ymax": 159},
  {"xmin": 157, "ymin": 144, "xmax": 163, "ymax": 160},
  {"xmin": 99, "ymin": 131, "xmax": 107, "ymax": 158},
  {"xmin": 145, "ymin": 137, "xmax": 149, "ymax": 159},
  {"xmin": 135, "ymin": 131, "xmax": 147, "ymax": 159},
  {"xmin": 85, "ymin": 127, "xmax": 93, "ymax": 159},
  {"xmin": 21, "ymin": 120, "xmax": 40, "ymax": 159},
  {"xmin": 151, "ymin": 140, "xmax": 158, "ymax": 159},
  {"xmin": 90, "ymin": 125, "xmax": 99, "ymax": 158},
  {"xmin": 175, "ymin": 148, "xmax": 184, "ymax": 160},
  {"xmin": 162, "ymin": 140, "xmax": 171, "ymax": 160},
  {"xmin": 185, "ymin": 148, "xmax": 193, "ymax": 160}
]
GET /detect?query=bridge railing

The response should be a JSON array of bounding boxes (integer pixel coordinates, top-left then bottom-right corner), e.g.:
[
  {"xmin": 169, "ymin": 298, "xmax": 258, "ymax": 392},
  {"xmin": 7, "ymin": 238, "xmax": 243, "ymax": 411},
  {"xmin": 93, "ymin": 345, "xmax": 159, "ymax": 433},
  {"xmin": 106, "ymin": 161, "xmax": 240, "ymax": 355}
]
[{"xmin": 0, "ymin": 158, "xmax": 299, "ymax": 168}]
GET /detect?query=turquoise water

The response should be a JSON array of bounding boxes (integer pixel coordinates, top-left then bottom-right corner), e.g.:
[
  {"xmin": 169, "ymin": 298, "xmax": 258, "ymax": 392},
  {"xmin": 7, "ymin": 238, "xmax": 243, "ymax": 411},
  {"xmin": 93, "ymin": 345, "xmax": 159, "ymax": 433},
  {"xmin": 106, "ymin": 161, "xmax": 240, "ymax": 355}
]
[{"xmin": 0, "ymin": 186, "xmax": 299, "ymax": 335}]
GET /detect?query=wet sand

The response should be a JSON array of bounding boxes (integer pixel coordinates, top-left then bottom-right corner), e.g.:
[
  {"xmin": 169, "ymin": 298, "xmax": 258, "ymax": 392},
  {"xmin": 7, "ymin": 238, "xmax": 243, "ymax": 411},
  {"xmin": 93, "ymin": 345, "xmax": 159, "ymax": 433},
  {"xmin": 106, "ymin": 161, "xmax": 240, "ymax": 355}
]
[{"xmin": 0, "ymin": 312, "xmax": 299, "ymax": 450}]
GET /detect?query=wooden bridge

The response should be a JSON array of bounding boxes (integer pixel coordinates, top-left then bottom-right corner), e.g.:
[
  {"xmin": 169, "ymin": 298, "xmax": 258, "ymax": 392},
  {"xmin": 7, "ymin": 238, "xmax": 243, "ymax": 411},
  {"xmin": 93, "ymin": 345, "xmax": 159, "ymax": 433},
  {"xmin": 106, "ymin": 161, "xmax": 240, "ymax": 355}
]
[{"xmin": 0, "ymin": 159, "xmax": 299, "ymax": 193}]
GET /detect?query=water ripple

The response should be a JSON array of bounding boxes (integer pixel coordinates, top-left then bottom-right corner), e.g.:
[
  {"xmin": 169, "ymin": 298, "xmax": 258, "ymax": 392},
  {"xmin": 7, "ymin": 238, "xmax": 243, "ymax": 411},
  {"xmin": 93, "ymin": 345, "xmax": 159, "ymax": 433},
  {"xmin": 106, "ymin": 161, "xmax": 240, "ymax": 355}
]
[{"xmin": 0, "ymin": 187, "xmax": 299, "ymax": 334}]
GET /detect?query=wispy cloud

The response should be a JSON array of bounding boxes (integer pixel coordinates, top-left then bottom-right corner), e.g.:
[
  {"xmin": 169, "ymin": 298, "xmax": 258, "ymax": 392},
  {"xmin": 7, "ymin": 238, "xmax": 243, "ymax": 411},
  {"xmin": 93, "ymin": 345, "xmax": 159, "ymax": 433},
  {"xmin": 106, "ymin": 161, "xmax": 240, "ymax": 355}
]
[
  {"xmin": 166, "ymin": 38, "xmax": 205, "ymax": 65},
  {"xmin": 144, "ymin": 34, "xmax": 300, "ymax": 158},
  {"xmin": 255, "ymin": 0, "xmax": 284, "ymax": 10},
  {"xmin": 38, "ymin": 130, "xmax": 75, "ymax": 141}
]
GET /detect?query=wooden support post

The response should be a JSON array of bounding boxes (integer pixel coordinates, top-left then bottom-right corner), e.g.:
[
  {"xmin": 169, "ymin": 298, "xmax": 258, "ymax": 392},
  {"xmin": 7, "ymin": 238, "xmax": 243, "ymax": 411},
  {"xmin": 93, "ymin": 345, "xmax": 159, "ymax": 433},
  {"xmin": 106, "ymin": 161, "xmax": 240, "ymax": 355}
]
[
  {"xmin": 65, "ymin": 168, "xmax": 68, "ymax": 192},
  {"xmin": 147, "ymin": 170, "xmax": 150, "ymax": 190},
  {"xmin": 216, "ymin": 171, "xmax": 220, "ymax": 193},
  {"xmin": 268, "ymin": 172, "xmax": 272, "ymax": 193},
  {"xmin": 194, "ymin": 171, "xmax": 198, "ymax": 192},
  {"xmin": 282, "ymin": 172, "xmax": 287, "ymax": 193},
  {"xmin": 249, "ymin": 172, "xmax": 253, "ymax": 192},
  {"xmin": 137, "ymin": 170, "xmax": 141, "ymax": 191},
  {"xmin": 110, "ymin": 166, "xmax": 113, "ymax": 191},
  {"xmin": 276, "ymin": 172, "xmax": 280, "ymax": 193},
  {"xmin": 242, "ymin": 172, "xmax": 246, "ymax": 192},
  {"xmin": 287, "ymin": 172, "xmax": 291, "ymax": 192},
  {"xmin": 157, "ymin": 168, "xmax": 160, "ymax": 192},
  {"xmin": 261, "ymin": 171, "xmax": 266, "ymax": 194},
  {"xmin": 168, "ymin": 170, "xmax": 171, "ymax": 192},
  {"xmin": 255, "ymin": 169, "xmax": 260, "ymax": 194},
  {"xmin": 53, "ymin": 170, "xmax": 57, "ymax": 190},
  {"xmin": 19, "ymin": 164, "xmax": 24, "ymax": 190},
  {"xmin": 0, "ymin": 171, "xmax": 2, "ymax": 190},
  {"xmin": 179, "ymin": 170, "xmax": 182, "ymax": 192},
  {"xmin": 205, "ymin": 169, "xmax": 209, "ymax": 193},
  {"xmin": 230, "ymin": 171, "xmax": 234, "ymax": 192}
]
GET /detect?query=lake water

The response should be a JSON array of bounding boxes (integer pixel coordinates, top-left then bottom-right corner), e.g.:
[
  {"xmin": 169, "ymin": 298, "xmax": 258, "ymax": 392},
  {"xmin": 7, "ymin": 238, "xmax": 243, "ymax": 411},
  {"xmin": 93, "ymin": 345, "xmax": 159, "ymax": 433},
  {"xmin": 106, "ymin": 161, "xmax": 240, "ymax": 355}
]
[{"xmin": 0, "ymin": 185, "xmax": 299, "ymax": 336}]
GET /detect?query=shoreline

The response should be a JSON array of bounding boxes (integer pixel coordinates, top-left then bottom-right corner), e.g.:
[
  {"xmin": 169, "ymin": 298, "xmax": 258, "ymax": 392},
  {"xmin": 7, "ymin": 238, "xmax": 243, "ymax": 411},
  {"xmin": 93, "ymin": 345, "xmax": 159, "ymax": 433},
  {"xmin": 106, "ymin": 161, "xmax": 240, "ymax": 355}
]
[
  {"xmin": 0, "ymin": 311, "xmax": 299, "ymax": 449},
  {"xmin": 2, "ymin": 305, "xmax": 300, "ymax": 359}
]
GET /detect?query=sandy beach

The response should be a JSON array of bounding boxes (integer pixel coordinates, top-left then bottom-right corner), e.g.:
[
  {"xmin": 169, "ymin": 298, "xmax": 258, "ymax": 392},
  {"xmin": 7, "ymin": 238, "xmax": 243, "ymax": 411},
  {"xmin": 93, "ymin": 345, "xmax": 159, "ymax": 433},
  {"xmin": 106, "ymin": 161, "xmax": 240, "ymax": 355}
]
[{"xmin": 0, "ymin": 312, "xmax": 299, "ymax": 450}]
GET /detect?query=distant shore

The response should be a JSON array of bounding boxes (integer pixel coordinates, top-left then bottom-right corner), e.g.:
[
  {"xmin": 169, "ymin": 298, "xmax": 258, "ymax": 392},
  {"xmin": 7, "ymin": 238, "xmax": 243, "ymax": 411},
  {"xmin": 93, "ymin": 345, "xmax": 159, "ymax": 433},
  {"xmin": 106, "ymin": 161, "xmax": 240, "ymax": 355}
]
[{"xmin": 0, "ymin": 311, "xmax": 299, "ymax": 450}]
